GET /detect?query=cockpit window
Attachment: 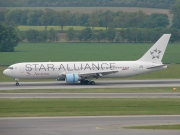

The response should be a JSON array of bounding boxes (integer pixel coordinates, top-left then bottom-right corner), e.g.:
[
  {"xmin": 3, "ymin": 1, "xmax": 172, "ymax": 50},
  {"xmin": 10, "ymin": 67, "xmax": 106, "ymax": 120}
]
[{"xmin": 8, "ymin": 67, "xmax": 13, "ymax": 70}]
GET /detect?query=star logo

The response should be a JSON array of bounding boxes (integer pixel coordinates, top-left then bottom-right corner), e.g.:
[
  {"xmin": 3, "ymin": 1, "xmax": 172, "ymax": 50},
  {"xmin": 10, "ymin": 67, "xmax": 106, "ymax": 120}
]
[{"xmin": 150, "ymin": 48, "xmax": 162, "ymax": 59}]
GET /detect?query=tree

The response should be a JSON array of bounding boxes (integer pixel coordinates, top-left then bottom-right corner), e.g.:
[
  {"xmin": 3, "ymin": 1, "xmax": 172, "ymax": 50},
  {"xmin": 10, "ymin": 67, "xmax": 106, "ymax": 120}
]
[
  {"xmin": 169, "ymin": 28, "xmax": 180, "ymax": 42},
  {"xmin": 88, "ymin": 10, "xmax": 100, "ymax": 30},
  {"xmin": 100, "ymin": 10, "xmax": 114, "ymax": 29},
  {"xmin": 0, "ymin": 24, "xmax": 20, "ymax": 52},
  {"xmin": 25, "ymin": 29, "xmax": 41, "ymax": 42},
  {"xmin": 67, "ymin": 28, "xmax": 75, "ymax": 41},
  {"xmin": 79, "ymin": 27, "xmax": 92, "ymax": 41},
  {"xmin": 27, "ymin": 10, "xmax": 43, "ymax": 25},
  {"xmin": 56, "ymin": 11, "xmax": 71, "ymax": 31},
  {"xmin": 143, "ymin": 13, "xmax": 169, "ymax": 28},
  {"xmin": 106, "ymin": 27, "xmax": 116, "ymax": 42},
  {"xmin": 41, "ymin": 8, "xmax": 56, "ymax": 30},
  {"xmin": 48, "ymin": 28, "xmax": 57, "ymax": 42},
  {"xmin": 5, "ymin": 9, "xmax": 22, "ymax": 26},
  {"xmin": 97, "ymin": 30, "xmax": 106, "ymax": 42},
  {"xmin": 0, "ymin": 8, "xmax": 7, "ymax": 23},
  {"xmin": 171, "ymin": 0, "xmax": 180, "ymax": 29}
]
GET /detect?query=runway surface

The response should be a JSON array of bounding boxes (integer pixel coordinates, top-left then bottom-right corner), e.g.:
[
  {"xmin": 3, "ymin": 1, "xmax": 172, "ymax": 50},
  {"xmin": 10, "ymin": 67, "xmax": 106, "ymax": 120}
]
[
  {"xmin": 1, "ymin": 79, "xmax": 180, "ymax": 90},
  {"xmin": 0, "ymin": 116, "xmax": 180, "ymax": 135},
  {"xmin": 0, "ymin": 93, "xmax": 180, "ymax": 98}
]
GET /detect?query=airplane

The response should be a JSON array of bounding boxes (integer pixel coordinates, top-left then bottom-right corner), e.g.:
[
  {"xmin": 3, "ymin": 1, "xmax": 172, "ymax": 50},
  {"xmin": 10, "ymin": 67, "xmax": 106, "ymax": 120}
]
[{"xmin": 3, "ymin": 34, "xmax": 171, "ymax": 86}]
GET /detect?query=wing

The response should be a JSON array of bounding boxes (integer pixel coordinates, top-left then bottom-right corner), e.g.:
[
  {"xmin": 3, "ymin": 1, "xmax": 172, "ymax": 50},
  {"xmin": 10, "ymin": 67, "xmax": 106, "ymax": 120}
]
[
  {"xmin": 61, "ymin": 69, "xmax": 119, "ymax": 79},
  {"xmin": 78, "ymin": 69, "xmax": 119, "ymax": 78}
]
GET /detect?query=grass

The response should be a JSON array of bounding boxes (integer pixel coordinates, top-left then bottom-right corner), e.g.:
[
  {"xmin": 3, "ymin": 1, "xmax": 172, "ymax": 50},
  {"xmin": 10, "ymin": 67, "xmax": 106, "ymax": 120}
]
[
  {"xmin": 125, "ymin": 124, "xmax": 180, "ymax": 130},
  {"xmin": 0, "ymin": 42, "xmax": 180, "ymax": 65},
  {"xmin": 0, "ymin": 98, "xmax": 180, "ymax": 117},
  {"xmin": 0, "ymin": 87, "xmax": 179, "ymax": 93}
]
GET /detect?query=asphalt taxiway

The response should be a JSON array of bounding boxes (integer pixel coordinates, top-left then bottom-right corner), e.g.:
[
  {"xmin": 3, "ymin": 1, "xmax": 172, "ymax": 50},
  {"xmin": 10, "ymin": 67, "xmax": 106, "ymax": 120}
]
[
  {"xmin": 0, "ymin": 79, "xmax": 180, "ymax": 90},
  {"xmin": 0, "ymin": 116, "xmax": 180, "ymax": 135}
]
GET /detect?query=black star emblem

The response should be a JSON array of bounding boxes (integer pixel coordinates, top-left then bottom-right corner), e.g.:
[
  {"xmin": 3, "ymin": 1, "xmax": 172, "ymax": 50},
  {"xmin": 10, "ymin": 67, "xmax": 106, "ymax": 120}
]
[
  {"xmin": 150, "ymin": 48, "xmax": 162, "ymax": 59},
  {"xmin": 150, "ymin": 51, "xmax": 154, "ymax": 55},
  {"xmin": 152, "ymin": 55, "xmax": 156, "ymax": 59}
]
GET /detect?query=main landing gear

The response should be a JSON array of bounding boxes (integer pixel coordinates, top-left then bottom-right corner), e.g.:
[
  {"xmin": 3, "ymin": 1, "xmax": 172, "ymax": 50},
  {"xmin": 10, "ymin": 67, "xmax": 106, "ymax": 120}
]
[
  {"xmin": 15, "ymin": 78, "xmax": 19, "ymax": 86},
  {"xmin": 80, "ymin": 80, "xmax": 95, "ymax": 85}
]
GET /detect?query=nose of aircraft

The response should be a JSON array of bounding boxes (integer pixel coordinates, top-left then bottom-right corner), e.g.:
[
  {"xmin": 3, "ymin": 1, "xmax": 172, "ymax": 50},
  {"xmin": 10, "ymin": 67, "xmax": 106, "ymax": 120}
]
[{"xmin": 3, "ymin": 69, "xmax": 9, "ymax": 76}]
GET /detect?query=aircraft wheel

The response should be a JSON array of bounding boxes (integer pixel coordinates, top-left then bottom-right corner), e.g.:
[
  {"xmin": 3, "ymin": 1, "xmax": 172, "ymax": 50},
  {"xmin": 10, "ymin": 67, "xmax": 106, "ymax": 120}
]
[
  {"xmin": 80, "ymin": 80, "xmax": 85, "ymax": 85},
  {"xmin": 90, "ymin": 81, "xmax": 95, "ymax": 85},
  {"xmin": 81, "ymin": 80, "xmax": 95, "ymax": 85},
  {"xmin": 16, "ymin": 82, "xmax": 19, "ymax": 86},
  {"xmin": 85, "ymin": 80, "xmax": 90, "ymax": 85}
]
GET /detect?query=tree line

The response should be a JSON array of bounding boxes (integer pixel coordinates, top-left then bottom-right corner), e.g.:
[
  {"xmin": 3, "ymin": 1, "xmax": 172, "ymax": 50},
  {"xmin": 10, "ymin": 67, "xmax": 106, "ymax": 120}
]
[
  {"xmin": 1, "ymin": 0, "xmax": 176, "ymax": 9},
  {"xmin": 21, "ymin": 27, "xmax": 180, "ymax": 43},
  {"xmin": 0, "ymin": 8, "xmax": 170, "ymax": 30},
  {"xmin": 1, "ymin": 21, "xmax": 180, "ymax": 52},
  {"xmin": 1, "ymin": 0, "xmax": 180, "ymax": 52}
]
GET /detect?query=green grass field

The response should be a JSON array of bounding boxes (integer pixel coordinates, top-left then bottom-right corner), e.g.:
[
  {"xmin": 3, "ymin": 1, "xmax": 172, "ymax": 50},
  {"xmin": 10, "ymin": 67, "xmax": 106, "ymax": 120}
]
[
  {"xmin": 1, "ymin": 42, "xmax": 180, "ymax": 65},
  {"xmin": 0, "ymin": 87, "xmax": 180, "ymax": 93},
  {"xmin": 0, "ymin": 42, "xmax": 180, "ymax": 82},
  {"xmin": 0, "ymin": 87, "xmax": 178, "ymax": 93},
  {"xmin": 0, "ymin": 98, "xmax": 179, "ymax": 117}
]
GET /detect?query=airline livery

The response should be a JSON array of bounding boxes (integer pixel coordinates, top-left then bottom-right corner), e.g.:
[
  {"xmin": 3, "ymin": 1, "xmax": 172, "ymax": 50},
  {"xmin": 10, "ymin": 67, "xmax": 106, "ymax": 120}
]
[{"xmin": 3, "ymin": 34, "xmax": 171, "ymax": 86}]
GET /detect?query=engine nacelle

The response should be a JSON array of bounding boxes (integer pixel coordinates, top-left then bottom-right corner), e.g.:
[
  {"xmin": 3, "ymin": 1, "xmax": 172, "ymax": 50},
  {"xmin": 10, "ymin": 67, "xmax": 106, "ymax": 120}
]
[{"xmin": 65, "ymin": 74, "xmax": 79, "ymax": 83}]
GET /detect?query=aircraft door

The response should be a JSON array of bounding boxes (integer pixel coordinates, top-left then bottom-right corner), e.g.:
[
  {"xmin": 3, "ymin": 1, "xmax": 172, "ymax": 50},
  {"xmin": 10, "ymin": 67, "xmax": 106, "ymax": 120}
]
[
  {"xmin": 133, "ymin": 64, "xmax": 137, "ymax": 71},
  {"xmin": 20, "ymin": 65, "xmax": 24, "ymax": 73}
]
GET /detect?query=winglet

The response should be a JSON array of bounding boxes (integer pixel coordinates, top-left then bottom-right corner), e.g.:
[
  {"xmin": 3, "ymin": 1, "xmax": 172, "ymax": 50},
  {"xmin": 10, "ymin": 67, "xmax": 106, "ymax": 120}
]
[{"xmin": 138, "ymin": 34, "xmax": 171, "ymax": 64}]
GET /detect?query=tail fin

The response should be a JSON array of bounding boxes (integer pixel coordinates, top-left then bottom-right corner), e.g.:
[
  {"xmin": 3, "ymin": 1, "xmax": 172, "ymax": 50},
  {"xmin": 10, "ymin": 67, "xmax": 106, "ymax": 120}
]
[{"xmin": 138, "ymin": 34, "xmax": 171, "ymax": 64}]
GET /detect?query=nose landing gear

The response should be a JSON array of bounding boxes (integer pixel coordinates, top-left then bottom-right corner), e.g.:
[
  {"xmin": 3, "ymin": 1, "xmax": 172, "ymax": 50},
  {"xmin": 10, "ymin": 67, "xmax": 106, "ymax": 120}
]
[{"xmin": 15, "ymin": 78, "xmax": 19, "ymax": 86}]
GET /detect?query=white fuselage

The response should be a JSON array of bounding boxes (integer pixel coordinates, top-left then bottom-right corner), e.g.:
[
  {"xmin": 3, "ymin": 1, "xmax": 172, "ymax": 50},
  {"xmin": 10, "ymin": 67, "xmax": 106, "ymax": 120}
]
[{"xmin": 3, "ymin": 61, "xmax": 166, "ymax": 80}]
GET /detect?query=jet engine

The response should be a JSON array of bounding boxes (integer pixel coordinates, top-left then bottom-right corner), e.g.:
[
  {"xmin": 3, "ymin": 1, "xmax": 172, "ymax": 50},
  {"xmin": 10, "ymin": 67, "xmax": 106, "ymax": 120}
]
[{"xmin": 65, "ymin": 74, "xmax": 79, "ymax": 83}]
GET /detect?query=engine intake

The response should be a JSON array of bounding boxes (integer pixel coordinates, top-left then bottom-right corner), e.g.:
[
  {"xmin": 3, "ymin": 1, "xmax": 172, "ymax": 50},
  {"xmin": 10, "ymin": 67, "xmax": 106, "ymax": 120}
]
[{"xmin": 66, "ymin": 74, "xmax": 79, "ymax": 83}]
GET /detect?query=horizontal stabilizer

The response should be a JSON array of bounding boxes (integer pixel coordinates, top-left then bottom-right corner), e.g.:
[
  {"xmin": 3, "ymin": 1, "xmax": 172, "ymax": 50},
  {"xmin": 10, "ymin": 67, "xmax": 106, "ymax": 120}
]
[{"xmin": 146, "ymin": 64, "xmax": 167, "ymax": 69}]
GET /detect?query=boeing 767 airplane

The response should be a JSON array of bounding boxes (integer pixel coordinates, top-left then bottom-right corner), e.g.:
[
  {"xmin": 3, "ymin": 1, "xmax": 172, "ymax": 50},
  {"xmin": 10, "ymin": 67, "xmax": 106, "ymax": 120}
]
[{"xmin": 3, "ymin": 34, "xmax": 171, "ymax": 86}]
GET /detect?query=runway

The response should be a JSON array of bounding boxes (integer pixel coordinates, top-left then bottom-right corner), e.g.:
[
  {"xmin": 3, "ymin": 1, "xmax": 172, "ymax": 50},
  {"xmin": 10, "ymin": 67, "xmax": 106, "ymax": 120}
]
[
  {"xmin": 0, "ymin": 93, "xmax": 180, "ymax": 98},
  {"xmin": 0, "ymin": 116, "xmax": 180, "ymax": 135},
  {"xmin": 1, "ymin": 79, "xmax": 180, "ymax": 90}
]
